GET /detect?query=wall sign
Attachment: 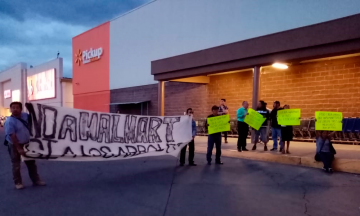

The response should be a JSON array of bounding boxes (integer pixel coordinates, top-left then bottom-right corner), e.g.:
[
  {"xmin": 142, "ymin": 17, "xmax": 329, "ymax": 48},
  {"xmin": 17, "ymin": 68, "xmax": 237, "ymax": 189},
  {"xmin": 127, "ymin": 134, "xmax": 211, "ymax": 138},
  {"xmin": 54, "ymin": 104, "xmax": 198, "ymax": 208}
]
[
  {"xmin": 75, "ymin": 47, "xmax": 103, "ymax": 66},
  {"xmin": 27, "ymin": 69, "xmax": 56, "ymax": 101},
  {"xmin": 4, "ymin": 90, "xmax": 11, "ymax": 99}
]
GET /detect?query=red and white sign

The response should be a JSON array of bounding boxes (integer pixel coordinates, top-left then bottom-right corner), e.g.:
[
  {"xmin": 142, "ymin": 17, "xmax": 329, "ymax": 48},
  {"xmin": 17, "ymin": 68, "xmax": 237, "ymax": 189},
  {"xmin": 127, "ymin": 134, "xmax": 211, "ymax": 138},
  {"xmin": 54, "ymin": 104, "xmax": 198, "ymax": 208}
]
[
  {"xmin": 27, "ymin": 69, "xmax": 56, "ymax": 101},
  {"xmin": 4, "ymin": 90, "xmax": 11, "ymax": 99}
]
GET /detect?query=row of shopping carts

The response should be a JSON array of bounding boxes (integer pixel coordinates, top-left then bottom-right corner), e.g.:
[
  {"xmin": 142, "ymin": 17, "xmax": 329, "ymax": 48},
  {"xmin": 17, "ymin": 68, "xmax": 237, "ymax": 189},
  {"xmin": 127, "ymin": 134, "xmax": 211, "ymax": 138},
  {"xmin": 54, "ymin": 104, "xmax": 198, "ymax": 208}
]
[{"xmin": 195, "ymin": 117, "xmax": 360, "ymax": 145}]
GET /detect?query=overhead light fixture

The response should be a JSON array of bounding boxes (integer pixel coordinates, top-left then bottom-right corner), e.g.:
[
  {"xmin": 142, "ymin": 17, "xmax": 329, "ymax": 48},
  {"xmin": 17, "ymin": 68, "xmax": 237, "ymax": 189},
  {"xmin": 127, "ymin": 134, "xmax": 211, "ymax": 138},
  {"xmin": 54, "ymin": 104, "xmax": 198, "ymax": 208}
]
[{"xmin": 272, "ymin": 63, "xmax": 288, "ymax": 69}]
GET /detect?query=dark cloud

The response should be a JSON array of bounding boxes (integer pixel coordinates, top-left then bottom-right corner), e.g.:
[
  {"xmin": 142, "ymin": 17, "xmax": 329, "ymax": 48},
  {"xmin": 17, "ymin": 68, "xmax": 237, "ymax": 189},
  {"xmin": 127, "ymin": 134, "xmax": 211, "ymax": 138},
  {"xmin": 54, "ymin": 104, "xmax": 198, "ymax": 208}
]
[
  {"xmin": 0, "ymin": 0, "xmax": 150, "ymax": 26},
  {"xmin": 0, "ymin": 0, "xmax": 152, "ymax": 77}
]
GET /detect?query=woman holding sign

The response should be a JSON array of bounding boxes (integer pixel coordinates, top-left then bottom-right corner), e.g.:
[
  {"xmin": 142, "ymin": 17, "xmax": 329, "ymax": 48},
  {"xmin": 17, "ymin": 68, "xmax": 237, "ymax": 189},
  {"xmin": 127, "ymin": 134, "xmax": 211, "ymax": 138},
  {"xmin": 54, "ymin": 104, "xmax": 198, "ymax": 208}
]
[
  {"xmin": 315, "ymin": 131, "xmax": 336, "ymax": 173},
  {"xmin": 280, "ymin": 105, "xmax": 293, "ymax": 154}
]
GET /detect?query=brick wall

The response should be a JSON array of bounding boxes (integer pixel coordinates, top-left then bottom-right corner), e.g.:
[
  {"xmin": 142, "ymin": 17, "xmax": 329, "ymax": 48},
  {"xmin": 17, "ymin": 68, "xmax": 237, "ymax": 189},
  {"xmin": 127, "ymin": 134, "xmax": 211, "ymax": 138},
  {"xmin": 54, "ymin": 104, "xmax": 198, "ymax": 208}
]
[
  {"xmin": 260, "ymin": 56, "xmax": 360, "ymax": 118},
  {"xmin": 110, "ymin": 55, "xmax": 360, "ymax": 118}
]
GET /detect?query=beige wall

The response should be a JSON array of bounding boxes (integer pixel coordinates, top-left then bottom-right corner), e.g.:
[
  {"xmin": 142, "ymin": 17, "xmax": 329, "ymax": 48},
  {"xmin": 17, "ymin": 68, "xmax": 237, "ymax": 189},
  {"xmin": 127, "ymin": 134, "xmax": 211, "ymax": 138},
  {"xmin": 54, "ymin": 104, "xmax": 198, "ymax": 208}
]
[
  {"xmin": 62, "ymin": 81, "xmax": 73, "ymax": 108},
  {"xmin": 0, "ymin": 63, "xmax": 26, "ymax": 116}
]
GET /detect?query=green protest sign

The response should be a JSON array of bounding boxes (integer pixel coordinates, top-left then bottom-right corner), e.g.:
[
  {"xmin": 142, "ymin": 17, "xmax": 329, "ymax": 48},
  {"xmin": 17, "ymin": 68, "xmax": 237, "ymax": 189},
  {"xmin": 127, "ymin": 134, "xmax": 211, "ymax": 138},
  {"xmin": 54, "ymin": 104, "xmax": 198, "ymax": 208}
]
[
  {"xmin": 207, "ymin": 115, "xmax": 230, "ymax": 135},
  {"xmin": 244, "ymin": 108, "xmax": 266, "ymax": 130},
  {"xmin": 277, "ymin": 109, "xmax": 301, "ymax": 125},
  {"xmin": 315, "ymin": 111, "xmax": 343, "ymax": 131}
]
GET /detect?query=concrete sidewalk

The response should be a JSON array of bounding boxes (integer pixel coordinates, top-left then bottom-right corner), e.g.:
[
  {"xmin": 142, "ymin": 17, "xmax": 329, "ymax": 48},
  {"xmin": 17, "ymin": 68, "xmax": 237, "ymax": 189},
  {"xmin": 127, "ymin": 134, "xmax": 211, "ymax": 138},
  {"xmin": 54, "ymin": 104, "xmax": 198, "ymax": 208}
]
[{"xmin": 193, "ymin": 136, "xmax": 360, "ymax": 174}]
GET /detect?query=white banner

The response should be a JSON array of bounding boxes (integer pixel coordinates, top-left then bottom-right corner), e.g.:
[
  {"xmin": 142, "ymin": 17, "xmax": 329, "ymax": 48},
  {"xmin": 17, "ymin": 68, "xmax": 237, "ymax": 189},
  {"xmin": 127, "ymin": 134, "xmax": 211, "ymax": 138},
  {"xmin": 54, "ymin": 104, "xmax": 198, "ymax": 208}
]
[{"xmin": 23, "ymin": 103, "xmax": 192, "ymax": 161}]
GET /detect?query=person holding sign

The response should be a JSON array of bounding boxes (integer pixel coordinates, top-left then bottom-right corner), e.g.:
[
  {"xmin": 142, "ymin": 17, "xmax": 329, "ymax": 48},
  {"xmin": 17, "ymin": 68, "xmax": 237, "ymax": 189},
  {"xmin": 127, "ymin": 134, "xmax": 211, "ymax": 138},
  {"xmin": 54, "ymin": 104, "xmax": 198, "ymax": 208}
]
[
  {"xmin": 315, "ymin": 130, "xmax": 336, "ymax": 173},
  {"xmin": 280, "ymin": 105, "xmax": 293, "ymax": 154},
  {"xmin": 252, "ymin": 101, "xmax": 270, "ymax": 151},
  {"xmin": 4, "ymin": 102, "xmax": 46, "ymax": 190},
  {"xmin": 218, "ymin": 99, "xmax": 229, "ymax": 143},
  {"xmin": 270, "ymin": 101, "xmax": 283, "ymax": 152},
  {"xmin": 236, "ymin": 101, "xmax": 249, "ymax": 152},
  {"xmin": 206, "ymin": 105, "xmax": 223, "ymax": 165},
  {"xmin": 180, "ymin": 108, "xmax": 197, "ymax": 166}
]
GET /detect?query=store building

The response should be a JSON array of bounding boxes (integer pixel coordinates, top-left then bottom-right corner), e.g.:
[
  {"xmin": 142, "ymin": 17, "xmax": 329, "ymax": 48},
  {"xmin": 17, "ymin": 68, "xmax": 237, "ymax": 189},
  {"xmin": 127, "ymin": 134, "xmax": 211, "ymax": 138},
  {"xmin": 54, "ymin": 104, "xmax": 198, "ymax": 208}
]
[
  {"xmin": 0, "ymin": 58, "xmax": 73, "ymax": 116},
  {"xmin": 72, "ymin": 0, "xmax": 360, "ymax": 118}
]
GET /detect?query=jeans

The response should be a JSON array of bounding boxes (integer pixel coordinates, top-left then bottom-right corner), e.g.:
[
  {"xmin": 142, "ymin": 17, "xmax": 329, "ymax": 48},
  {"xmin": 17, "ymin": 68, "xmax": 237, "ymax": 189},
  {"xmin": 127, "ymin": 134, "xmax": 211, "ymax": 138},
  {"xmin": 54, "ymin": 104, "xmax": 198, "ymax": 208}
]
[
  {"xmin": 8, "ymin": 143, "xmax": 40, "ymax": 185},
  {"xmin": 207, "ymin": 133, "xmax": 222, "ymax": 163},
  {"xmin": 320, "ymin": 152, "xmax": 334, "ymax": 169},
  {"xmin": 237, "ymin": 121, "xmax": 249, "ymax": 150},
  {"xmin": 180, "ymin": 139, "xmax": 195, "ymax": 164},
  {"xmin": 271, "ymin": 127, "xmax": 283, "ymax": 149}
]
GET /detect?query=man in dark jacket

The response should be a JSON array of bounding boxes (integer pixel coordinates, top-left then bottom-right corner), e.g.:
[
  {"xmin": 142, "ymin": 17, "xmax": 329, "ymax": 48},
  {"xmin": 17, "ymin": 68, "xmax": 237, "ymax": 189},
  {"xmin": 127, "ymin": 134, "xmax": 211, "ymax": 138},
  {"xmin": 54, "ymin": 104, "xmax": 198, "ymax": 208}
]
[
  {"xmin": 180, "ymin": 108, "xmax": 197, "ymax": 166},
  {"xmin": 270, "ymin": 101, "xmax": 283, "ymax": 152}
]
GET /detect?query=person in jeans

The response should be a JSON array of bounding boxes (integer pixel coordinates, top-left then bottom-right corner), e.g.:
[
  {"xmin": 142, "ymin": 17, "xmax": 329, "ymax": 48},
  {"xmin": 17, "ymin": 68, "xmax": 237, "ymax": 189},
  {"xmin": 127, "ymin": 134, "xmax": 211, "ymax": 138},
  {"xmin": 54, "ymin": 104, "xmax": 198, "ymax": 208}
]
[
  {"xmin": 270, "ymin": 101, "xmax": 283, "ymax": 152},
  {"xmin": 5, "ymin": 102, "xmax": 46, "ymax": 190},
  {"xmin": 316, "ymin": 130, "xmax": 336, "ymax": 173},
  {"xmin": 280, "ymin": 104, "xmax": 293, "ymax": 154},
  {"xmin": 218, "ymin": 99, "xmax": 229, "ymax": 143},
  {"xmin": 180, "ymin": 108, "xmax": 197, "ymax": 166},
  {"xmin": 206, "ymin": 105, "xmax": 223, "ymax": 165},
  {"xmin": 252, "ymin": 101, "xmax": 270, "ymax": 151},
  {"xmin": 236, "ymin": 101, "xmax": 249, "ymax": 152}
]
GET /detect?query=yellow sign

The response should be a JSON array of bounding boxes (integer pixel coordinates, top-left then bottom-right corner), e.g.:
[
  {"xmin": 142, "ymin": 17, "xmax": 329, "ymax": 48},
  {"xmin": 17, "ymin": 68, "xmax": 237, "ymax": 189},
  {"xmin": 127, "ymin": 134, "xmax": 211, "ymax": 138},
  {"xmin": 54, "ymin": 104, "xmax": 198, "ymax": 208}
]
[
  {"xmin": 315, "ymin": 111, "xmax": 343, "ymax": 131},
  {"xmin": 207, "ymin": 115, "xmax": 230, "ymax": 135},
  {"xmin": 277, "ymin": 109, "xmax": 301, "ymax": 126},
  {"xmin": 244, "ymin": 108, "xmax": 266, "ymax": 130}
]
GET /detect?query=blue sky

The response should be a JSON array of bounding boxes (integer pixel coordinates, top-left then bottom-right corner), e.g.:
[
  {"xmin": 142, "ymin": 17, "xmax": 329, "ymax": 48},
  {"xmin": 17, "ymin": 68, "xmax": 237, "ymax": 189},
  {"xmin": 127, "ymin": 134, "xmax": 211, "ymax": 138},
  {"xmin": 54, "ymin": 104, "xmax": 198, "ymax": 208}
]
[{"xmin": 0, "ymin": 0, "xmax": 150, "ymax": 77}]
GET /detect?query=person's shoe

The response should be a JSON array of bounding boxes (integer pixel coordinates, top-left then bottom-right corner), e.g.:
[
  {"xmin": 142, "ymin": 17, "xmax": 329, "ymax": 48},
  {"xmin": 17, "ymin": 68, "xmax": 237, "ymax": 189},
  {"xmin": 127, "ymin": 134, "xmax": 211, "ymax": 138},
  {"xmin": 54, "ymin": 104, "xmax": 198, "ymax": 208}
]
[
  {"xmin": 207, "ymin": 162, "xmax": 211, "ymax": 165},
  {"xmin": 242, "ymin": 148, "xmax": 249, "ymax": 151},
  {"xmin": 33, "ymin": 181, "xmax": 46, "ymax": 186},
  {"xmin": 15, "ymin": 184, "xmax": 24, "ymax": 190},
  {"xmin": 252, "ymin": 145, "xmax": 257, "ymax": 150},
  {"xmin": 189, "ymin": 163, "xmax": 197, "ymax": 166},
  {"xmin": 180, "ymin": 163, "xmax": 184, "ymax": 166},
  {"xmin": 238, "ymin": 149, "xmax": 242, "ymax": 152},
  {"xmin": 286, "ymin": 150, "xmax": 291, "ymax": 154},
  {"xmin": 328, "ymin": 168, "xmax": 333, "ymax": 173},
  {"xmin": 281, "ymin": 150, "xmax": 286, "ymax": 154},
  {"xmin": 264, "ymin": 146, "xmax": 268, "ymax": 151},
  {"xmin": 279, "ymin": 148, "xmax": 283, "ymax": 152},
  {"xmin": 215, "ymin": 161, "xmax": 224, "ymax": 165},
  {"xmin": 225, "ymin": 140, "xmax": 228, "ymax": 144},
  {"xmin": 270, "ymin": 148, "xmax": 277, "ymax": 151}
]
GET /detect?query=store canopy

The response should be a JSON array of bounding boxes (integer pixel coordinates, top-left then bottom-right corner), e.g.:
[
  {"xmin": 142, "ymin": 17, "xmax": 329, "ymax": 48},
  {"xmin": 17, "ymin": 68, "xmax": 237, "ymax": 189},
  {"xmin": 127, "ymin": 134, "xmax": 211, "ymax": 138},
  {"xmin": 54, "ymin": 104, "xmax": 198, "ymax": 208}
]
[{"xmin": 109, "ymin": 100, "xmax": 150, "ymax": 105}]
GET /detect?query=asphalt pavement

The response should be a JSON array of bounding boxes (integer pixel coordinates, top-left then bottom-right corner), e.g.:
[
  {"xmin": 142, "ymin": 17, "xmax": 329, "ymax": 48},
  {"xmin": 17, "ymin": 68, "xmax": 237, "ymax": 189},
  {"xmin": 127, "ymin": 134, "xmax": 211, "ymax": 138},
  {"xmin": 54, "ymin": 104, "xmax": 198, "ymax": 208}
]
[{"xmin": 0, "ymin": 128, "xmax": 360, "ymax": 216}]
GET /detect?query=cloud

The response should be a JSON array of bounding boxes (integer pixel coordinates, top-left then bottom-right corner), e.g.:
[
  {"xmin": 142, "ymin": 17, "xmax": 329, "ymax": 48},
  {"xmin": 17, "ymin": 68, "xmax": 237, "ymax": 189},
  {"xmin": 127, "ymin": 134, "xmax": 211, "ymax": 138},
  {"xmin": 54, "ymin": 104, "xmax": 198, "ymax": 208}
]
[{"xmin": 0, "ymin": 0, "xmax": 152, "ymax": 77}]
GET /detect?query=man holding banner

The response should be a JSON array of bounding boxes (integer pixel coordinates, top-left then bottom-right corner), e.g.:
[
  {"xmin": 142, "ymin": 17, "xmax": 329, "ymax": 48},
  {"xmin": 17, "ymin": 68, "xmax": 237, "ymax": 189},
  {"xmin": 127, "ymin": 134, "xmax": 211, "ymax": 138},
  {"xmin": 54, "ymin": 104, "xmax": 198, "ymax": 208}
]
[{"xmin": 179, "ymin": 108, "xmax": 197, "ymax": 166}]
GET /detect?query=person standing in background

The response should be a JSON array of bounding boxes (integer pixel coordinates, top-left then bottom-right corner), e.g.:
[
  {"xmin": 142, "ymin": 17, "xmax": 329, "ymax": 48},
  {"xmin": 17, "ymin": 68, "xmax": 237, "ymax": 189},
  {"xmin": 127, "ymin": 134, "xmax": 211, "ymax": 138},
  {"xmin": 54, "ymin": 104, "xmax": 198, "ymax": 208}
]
[
  {"xmin": 180, "ymin": 108, "xmax": 197, "ymax": 166},
  {"xmin": 270, "ymin": 101, "xmax": 283, "ymax": 152},
  {"xmin": 236, "ymin": 101, "xmax": 249, "ymax": 152},
  {"xmin": 206, "ymin": 105, "xmax": 223, "ymax": 165},
  {"xmin": 280, "ymin": 104, "xmax": 293, "ymax": 154},
  {"xmin": 218, "ymin": 99, "xmax": 229, "ymax": 143},
  {"xmin": 252, "ymin": 100, "xmax": 270, "ymax": 151}
]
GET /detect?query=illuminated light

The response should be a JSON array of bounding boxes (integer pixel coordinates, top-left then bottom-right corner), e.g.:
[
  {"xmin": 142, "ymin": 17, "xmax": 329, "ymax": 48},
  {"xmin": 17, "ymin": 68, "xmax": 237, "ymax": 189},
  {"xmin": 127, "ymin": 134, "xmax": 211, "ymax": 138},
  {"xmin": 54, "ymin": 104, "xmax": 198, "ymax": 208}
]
[
  {"xmin": 27, "ymin": 69, "xmax": 56, "ymax": 101},
  {"xmin": 272, "ymin": 63, "xmax": 288, "ymax": 69},
  {"xmin": 4, "ymin": 90, "xmax": 11, "ymax": 99},
  {"xmin": 12, "ymin": 90, "xmax": 20, "ymax": 102}
]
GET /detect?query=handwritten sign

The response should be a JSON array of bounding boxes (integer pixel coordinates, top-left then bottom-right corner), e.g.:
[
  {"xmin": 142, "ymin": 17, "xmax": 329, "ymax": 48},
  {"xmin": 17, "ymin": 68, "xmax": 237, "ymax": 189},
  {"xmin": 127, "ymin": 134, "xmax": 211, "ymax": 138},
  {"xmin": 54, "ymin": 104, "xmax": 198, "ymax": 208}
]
[
  {"xmin": 277, "ymin": 109, "xmax": 301, "ymax": 125},
  {"xmin": 23, "ymin": 103, "xmax": 192, "ymax": 161},
  {"xmin": 244, "ymin": 108, "xmax": 266, "ymax": 130},
  {"xmin": 207, "ymin": 115, "xmax": 230, "ymax": 135},
  {"xmin": 315, "ymin": 111, "xmax": 342, "ymax": 131}
]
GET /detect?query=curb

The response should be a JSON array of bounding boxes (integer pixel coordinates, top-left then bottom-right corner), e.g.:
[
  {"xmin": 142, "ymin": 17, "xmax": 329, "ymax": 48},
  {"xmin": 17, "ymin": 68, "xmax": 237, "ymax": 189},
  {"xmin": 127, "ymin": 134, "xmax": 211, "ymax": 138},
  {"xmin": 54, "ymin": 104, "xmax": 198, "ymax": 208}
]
[{"xmin": 195, "ymin": 147, "xmax": 360, "ymax": 174}]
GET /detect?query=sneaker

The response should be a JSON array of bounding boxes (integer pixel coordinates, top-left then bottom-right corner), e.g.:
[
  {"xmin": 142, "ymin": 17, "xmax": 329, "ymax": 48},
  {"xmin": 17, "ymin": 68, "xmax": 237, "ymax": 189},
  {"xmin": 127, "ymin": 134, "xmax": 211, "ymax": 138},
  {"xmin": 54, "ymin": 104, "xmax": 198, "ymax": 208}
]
[
  {"xmin": 270, "ymin": 148, "xmax": 277, "ymax": 151},
  {"xmin": 328, "ymin": 168, "xmax": 333, "ymax": 173},
  {"xmin": 215, "ymin": 161, "xmax": 224, "ymax": 165},
  {"xmin": 252, "ymin": 145, "xmax": 257, "ymax": 150},
  {"xmin": 238, "ymin": 149, "xmax": 242, "ymax": 152},
  {"xmin": 225, "ymin": 140, "xmax": 228, "ymax": 144},
  {"xmin": 189, "ymin": 163, "xmax": 197, "ymax": 166},
  {"xmin": 286, "ymin": 150, "xmax": 291, "ymax": 154},
  {"xmin": 264, "ymin": 146, "xmax": 268, "ymax": 151},
  {"xmin": 242, "ymin": 148, "xmax": 249, "ymax": 151},
  {"xmin": 15, "ymin": 184, "xmax": 24, "ymax": 190},
  {"xmin": 279, "ymin": 148, "xmax": 283, "ymax": 152},
  {"xmin": 33, "ymin": 181, "xmax": 46, "ymax": 186}
]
